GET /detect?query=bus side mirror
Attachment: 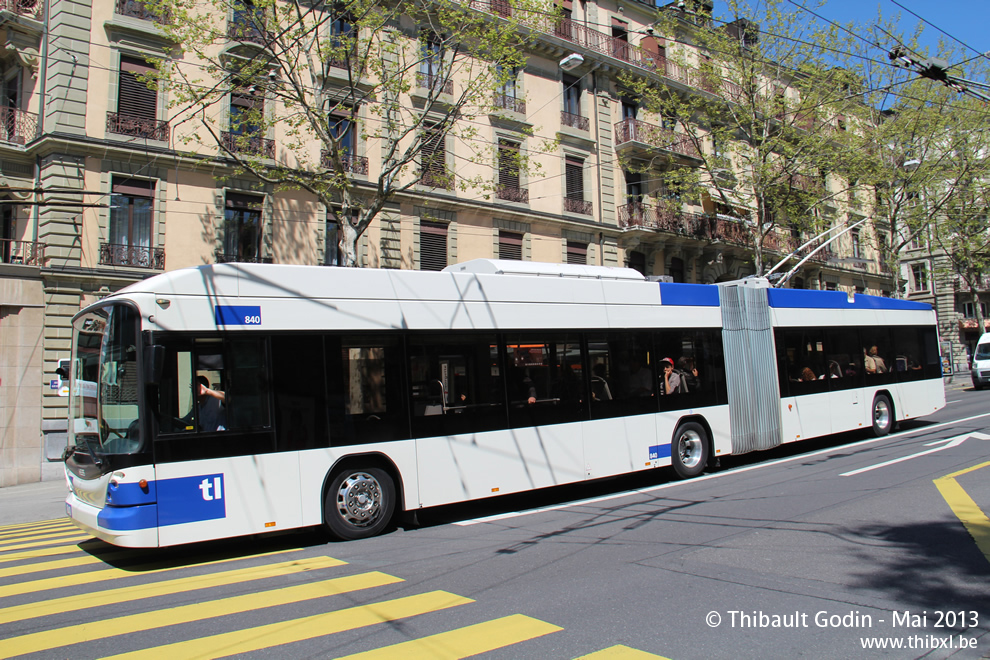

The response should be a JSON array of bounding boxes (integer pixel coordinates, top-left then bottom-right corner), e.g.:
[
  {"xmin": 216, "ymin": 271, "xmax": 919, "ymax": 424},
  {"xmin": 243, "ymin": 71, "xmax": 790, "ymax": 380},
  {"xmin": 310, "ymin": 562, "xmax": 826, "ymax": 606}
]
[{"xmin": 145, "ymin": 345, "xmax": 165, "ymax": 384}]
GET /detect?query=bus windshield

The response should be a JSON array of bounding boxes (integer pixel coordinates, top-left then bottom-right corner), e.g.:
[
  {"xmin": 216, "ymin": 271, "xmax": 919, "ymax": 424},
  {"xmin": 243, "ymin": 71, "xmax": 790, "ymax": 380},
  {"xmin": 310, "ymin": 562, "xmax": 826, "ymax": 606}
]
[{"xmin": 69, "ymin": 304, "xmax": 143, "ymax": 455}]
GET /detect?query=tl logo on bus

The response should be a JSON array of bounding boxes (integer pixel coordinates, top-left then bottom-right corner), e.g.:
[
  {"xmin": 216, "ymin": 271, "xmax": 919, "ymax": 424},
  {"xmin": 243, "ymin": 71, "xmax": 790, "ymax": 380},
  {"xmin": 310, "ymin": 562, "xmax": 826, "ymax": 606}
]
[{"xmin": 158, "ymin": 474, "xmax": 227, "ymax": 527}]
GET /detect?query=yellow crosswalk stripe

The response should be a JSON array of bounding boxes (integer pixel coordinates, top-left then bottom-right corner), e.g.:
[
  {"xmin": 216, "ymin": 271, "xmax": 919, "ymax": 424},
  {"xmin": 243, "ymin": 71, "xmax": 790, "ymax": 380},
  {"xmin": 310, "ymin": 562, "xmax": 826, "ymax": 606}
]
[
  {"xmin": 0, "ymin": 554, "xmax": 344, "ymax": 624},
  {"xmin": 0, "ymin": 530, "xmax": 89, "ymax": 549},
  {"xmin": 0, "ymin": 518, "xmax": 71, "ymax": 533},
  {"xmin": 0, "ymin": 534, "xmax": 90, "ymax": 553},
  {"xmin": 337, "ymin": 613, "xmax": 563, "ymax": 659},
  {"xmin": 0, "ymin": 542, "xmax": 114, "ymax": 565},
  {"xmin": 0, "ymin": 571, "xmax": 403, "ymax": 657},
  {"xmin": 0, "ymin": 553, "xmax": 117, "ymax": 579},
  {"xmin": 0, "ymin": 521, "xmax": 74, "ymax": 537},
  {"xmin": 577, "ymin": 645, "xmax": 671, "ymax": 659},
  {"xmin": 102, "ymin": 591, "xmax": 475, "ymax": 660},
  {"xmin": 0, "ymin": 550, "xmax": 339, "ymax": 600}
]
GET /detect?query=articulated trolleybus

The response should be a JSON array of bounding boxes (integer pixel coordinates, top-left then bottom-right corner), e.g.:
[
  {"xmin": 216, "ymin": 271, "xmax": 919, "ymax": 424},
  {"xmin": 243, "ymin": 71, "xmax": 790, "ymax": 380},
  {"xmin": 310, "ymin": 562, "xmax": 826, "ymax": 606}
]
[{"xmin": 63, "ymin": 260, "xmax": 945, "ymax": 547}]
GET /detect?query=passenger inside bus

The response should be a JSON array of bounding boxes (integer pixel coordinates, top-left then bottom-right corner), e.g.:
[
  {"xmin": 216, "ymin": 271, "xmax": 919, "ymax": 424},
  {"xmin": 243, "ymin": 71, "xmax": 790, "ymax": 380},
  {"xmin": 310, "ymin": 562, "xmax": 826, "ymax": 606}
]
[{"xmin": 191, "ymin": 375, "xmax": 226, "ymax": 431}]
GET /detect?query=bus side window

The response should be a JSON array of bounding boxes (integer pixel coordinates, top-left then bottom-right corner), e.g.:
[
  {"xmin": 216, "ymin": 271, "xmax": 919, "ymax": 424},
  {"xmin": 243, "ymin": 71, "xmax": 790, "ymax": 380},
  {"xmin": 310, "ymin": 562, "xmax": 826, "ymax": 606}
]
[
  {"xmin": 155, "ymin": 343, "xmax": 196, "ymax": 434},
  {"xmin": 326, "ymin": 335, "xmax": 407, "ymax": 446}
]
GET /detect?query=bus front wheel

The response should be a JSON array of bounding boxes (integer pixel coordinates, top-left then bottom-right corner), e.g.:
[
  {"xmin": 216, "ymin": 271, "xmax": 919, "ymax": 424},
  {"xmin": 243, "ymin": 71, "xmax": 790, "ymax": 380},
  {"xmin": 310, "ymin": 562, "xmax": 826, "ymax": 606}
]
[
  {"xmin": 671, "ymin": 421, "xmax": 709, "ymax": 479},
  {"xmin": 325, "ymin": 467, "xmax": 395, "ymax": 541},
  {"xmin": 871, "ymin": 394, "xmax": 894, "ymax": 437}
]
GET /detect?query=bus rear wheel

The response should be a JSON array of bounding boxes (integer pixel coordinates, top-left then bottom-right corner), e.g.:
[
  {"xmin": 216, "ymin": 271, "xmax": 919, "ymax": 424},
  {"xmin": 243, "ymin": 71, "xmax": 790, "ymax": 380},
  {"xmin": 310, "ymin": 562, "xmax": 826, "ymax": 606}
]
[
  {"xmin": 671, "ymin": 421, "xmax": 709, "ymax": 479},
  {"xmin": 325, "ymin": 467, "xmax": 395, "ymax": 541},
  {"xmin": 871, "ymin": 394, "xmax": 894, "ymax": 437}
]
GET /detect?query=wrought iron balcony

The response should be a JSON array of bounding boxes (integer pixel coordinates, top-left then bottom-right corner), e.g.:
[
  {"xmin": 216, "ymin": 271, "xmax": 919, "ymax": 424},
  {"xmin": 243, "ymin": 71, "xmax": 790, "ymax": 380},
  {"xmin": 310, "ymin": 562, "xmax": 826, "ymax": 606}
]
[
  {"xmin": 0, "ymin": 106, "xmax": 38, "ymax": 145},
  {"xmin": 227, "ymin": 21, "xmax": 273, "ymax": 46},
  {"xmin": 493, "ymin": 93, "xmax": 526, "ymax": 115},
  {"xmin": 99, "ymin": 243, "xmax": 165, "ymax": 269},
  {"xmin": 496, "ymin": 184, "xmax": 529, "ymax": 203},
  {"xmin": 214, "ymin": 250, "xmax": 272, "ymax": 264},
  {"xmin": 221, "ymin": 131, "xmax": 275, "ymax": 158},
  {"xmin": 107, "ymin": 112, "xmax": 170, "ymax": 141},
  {"xmin": 114, "ymin": 0, "xmax": 169, "ymax": 23},
  {"xmin": 563, "ymin": 197, "xmax": 592, "ymax": 215},
  {"xmin": 1, "ymin": 0, "xmax": 41, "ymax": 19},
  {"xmin": 420, "ymin": 169, "xmax": 453, "ymax": 189},
  {"xmin": 0, "ymin": 239, "xmax": 45, "ymax": 266},
  {"xmin": 614, "ymin": 118, "xmax": 700, "ymax": 160},
  {"xmin": 320, "ymin": 150, "xmax": 369, "ymax": 175},
  {"xmin": 416, "ymin": 73, "xmax": 454, "ymax": 96},
  {"xmin": 561, "ymin": 111, "xmax": 589, "ymax": 131}
]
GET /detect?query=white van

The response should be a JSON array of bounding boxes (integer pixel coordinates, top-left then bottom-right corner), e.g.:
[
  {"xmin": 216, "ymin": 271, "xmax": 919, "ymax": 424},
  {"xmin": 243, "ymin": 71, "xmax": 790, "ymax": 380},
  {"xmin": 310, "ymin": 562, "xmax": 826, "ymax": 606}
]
[{"xmin": 972, "ymin": 333, "xmax": 990, "ymax": 389}]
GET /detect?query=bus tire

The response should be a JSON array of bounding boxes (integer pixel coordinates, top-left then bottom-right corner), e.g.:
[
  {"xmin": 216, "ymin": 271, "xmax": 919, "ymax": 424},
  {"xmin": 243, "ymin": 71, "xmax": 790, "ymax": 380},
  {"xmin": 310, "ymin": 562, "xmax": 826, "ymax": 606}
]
[
  {"xmin": 324, "ymin": 467, "xmax": 395, "ymax": 541},
  {"xmin": 671, "ymin": 421, "xmax": 709, "ymax": 479},
  {"xmin": 871, "ymin": 394, "xmax": 894, "ymax": 437}
]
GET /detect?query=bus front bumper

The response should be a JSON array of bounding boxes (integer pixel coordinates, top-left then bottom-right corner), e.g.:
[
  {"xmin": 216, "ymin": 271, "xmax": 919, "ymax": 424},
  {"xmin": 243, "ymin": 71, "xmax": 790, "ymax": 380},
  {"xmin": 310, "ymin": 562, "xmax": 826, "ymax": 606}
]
[{"xmin": 65, "ymin": 493, "xmax": 160, "ymax": 548}]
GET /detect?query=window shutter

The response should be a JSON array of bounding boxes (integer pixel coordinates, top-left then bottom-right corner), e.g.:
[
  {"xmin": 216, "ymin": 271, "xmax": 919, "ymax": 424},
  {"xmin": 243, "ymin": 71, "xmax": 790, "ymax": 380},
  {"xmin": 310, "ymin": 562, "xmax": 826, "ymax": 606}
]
[
  {"xmin": 112, "ymin": 176, "xmax": 154, "ymax": 197},
  {"xmin": 422, "ymin": 125, "xmax": 445, "ymax": 173},
  {"xmin": 499, "ymin": 230, "xmax": 522, "ymax": 261},
  {"xmin": 420, "ymin": 220, "xmax": 447, "ymax": 271},
  {"xmin": 566, "ymin": 241, "xmax": 587, "ymax": 265},
  {"xmin": 565, "ymin": 157, "xmax": 584, "ymax": 199},
  {"xmin": 498, "ymin": 139, "xmax": 520, "ymax": 188},
  {"xmin": 118, "ymin": 56, "xmax": 156, "ymax": 120}
]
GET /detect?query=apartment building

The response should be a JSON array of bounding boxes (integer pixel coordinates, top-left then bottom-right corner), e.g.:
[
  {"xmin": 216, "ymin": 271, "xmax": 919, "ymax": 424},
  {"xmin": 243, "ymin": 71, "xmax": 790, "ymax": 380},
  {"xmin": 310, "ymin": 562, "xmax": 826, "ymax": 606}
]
[{"xmin": 0, "ymin": 0, "xmax": 892, "ymax": 485}]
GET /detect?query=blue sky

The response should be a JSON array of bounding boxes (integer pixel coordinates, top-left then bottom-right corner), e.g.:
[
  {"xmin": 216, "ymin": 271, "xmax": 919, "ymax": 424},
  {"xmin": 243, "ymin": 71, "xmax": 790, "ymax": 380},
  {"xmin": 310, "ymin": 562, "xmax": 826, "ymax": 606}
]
[{"xmin": 715, "ymin": 1, "xmax": 990, "ymax": 68}]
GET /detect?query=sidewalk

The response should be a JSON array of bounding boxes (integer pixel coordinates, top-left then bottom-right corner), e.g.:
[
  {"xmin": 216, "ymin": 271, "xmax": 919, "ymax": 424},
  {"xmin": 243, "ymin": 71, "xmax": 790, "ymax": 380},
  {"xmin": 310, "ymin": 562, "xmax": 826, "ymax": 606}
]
[{"xmin": 0, "ymin": 479, "xmax": 69, "ymax": 526}]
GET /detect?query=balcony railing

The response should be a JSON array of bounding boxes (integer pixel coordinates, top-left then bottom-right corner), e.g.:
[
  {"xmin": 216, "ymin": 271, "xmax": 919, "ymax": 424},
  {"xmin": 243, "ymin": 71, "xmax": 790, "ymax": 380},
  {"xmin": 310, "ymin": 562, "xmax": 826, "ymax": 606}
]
[
  {"xmin": 496, "ymin": 184, "xmax": 529, "ymax": 203},
  {"xmin": 417, "ymin": 73, "xmax": 454, "ymax": 96},
  {"xmin": 493, "ymin": 93, "xmax": 526, "ymax": 115},
  {"xmin": 221, "ymin": 131, "xmax": 275, "ymax": 158},
  {"xmin": 107, "ymin": 112, "xmax": 170, "ymax": 141},
  {"xmin": 563, "ymin": 197, "xmax": 592, "ymax": 215},
  {"xmin": 1, "ymin": 0, "xmax": 41, "ymax": 20},
  {"xmin": 227, "ymin": 22, "xmax": 273, "ymax": 46},
  {"xmin": 561, "ymin": 110, "xmax": 589, "ymax": 131},
  {"xmin": 614, "ymin": 118, "xmax": 700, "ymax": 159},
  {"xmin": 0, "ymin": 106, "xmax": 38, "ymax": 145},
  {"xmin": 214, "ymin": 250, "xmax": 272, "ymax": 264},
  {"xmin": 99, "ymin": 243, "xmax": 165, "ymax": 269},
  {"xmin": 420, "ymin": 169, "xmax": 453, "ymax": 189},
  {"xmin": 0, "ymin": 239, "xmax": 45, "ymax": 266},
  {"xmin": 115, "ymin": 0, "xmax": 169, "ymax": 23},
  {"xmin": 320, "ymin": 150, "xmax": 369, "ymax": 175}
]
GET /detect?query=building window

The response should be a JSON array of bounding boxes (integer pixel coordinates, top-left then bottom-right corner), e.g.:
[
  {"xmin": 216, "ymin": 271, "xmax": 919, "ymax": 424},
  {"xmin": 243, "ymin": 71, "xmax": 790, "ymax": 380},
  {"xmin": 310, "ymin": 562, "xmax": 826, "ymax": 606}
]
[
  {"xmin": 223, "ymin": 86, "xmax": 272, "ymax": 157},
  {"xmin": 499, "ymin": 230, "xmax": 523, "ymax": 260},
  {"xmin": 420, "ymin": 220, "xmax": 448, "ymax": 271},
  {"xmin": 627, "ymin": 250, "xmax": 645, "ymax": 276},
  {"xmin": 564, "ymin": 156, "xmax": 590, "ymax": 214},
  {"xmin": 108, "ymin": 56, "xmax": 167, "ymax": 141},
  {"xmin": 963, "ymin": 302, "xmax": 988, "ymax": 318},
  {"xmin": 223, "ymin": 192, "xmax": 264, "ymax": 262},
  {"xmin": 328, "ymin": 11, "xmax": 355, "ymax": 68},
  {"xmin": 910, "ymin": 262, "xmax": 928, "ymax": 292},
  {"xmin": 495, "ymin": 65, "xmax": 524, "ymax": 114},
  {"xmin": 325, "ymin": 221, "xmax": 339, "ymax": 266},
  {"xmin": 566, "ymin": 241, "xmax": 587, "ymax": 265},
  {"xmin": 102, "ymin": 177, "xmax": 159, "ymax": 268},
  {"xmin": 669, "ymin": 256, "xmax": 684, "ymax": 283},
  {"xmin": 419, "ymin": 32, "xmax": 449, "ymax": 93},
  {"xmin": 497, "ymin": 139, "xmax": 527, "ymax": 202},
  {"xmin": 851, "ymin": 229, "xmax": 861, "ymax": 259},
  {"xmin": 420, "ymin": 124, "xmax": 449, "ymax": 188},
  {"xmin": 561, "ymin": 74, "xmax": 586, "ymax": 129}
]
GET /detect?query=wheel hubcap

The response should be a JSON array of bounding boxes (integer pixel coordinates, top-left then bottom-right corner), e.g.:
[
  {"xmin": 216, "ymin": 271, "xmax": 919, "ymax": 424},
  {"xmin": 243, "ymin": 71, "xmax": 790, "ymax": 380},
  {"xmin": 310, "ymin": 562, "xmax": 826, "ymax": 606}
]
[
  {"xmin": 336, "ymin": 472, "xmax": 382, "ymax": 528},
  {"xmin": 678, "ymin": 430, "xmax": 703, "ymax": 469},
  {"xmin": 874, "ymin": 400, "xmax": 890, "ymax": 429}
]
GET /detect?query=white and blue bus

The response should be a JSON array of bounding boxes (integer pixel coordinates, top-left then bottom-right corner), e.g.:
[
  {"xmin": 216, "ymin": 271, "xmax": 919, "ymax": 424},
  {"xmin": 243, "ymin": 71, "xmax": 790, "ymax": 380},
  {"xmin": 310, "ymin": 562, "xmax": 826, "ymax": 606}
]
[{"xmin": 63, "ymin": 259, "xmax": 945, "ymax": 547}]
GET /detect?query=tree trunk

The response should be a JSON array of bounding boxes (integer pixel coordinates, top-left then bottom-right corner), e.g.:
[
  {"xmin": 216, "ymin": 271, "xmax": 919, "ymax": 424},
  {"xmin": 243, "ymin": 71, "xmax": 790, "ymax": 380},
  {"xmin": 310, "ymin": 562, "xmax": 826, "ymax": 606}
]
[{"xmin": 339, "ymin": 221, "xmax": 359, "ymax": 267}]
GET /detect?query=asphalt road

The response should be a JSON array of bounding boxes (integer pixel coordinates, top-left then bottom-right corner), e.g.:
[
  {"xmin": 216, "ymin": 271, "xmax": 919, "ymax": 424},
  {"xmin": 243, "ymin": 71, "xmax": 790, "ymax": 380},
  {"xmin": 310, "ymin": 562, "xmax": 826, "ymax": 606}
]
[{"xmin": 1, "ymin": 381, "xmax": 988, "ymax": 659}]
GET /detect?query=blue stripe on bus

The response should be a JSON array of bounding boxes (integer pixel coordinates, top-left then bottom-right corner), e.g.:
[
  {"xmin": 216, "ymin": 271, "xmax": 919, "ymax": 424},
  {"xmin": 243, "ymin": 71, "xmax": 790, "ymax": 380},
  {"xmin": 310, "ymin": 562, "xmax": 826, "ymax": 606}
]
[
  {"xmin": 767, "ymin": 288, "xmax": 932, "ymax": 311},
  {"xmin": 106, "ymin": 480, "xmax": 157, "ymax": 507},
  {"xmin": 215, "ymin": 305, "xmax": 262, "ymax": 326},
  {"xmin": 98, "ymin": 503, "xmax": 158, "ymax": 531},
  {"xmin": 649, "ymin": 444, "xmax": 671, "ymax": 460},
  {"xmin": 659, "ymin": 283, "xmax": 720, "ymax": 306},
  {"xmin": 158, "ymin": 474, "xmax": 227, "ymax": 527}
]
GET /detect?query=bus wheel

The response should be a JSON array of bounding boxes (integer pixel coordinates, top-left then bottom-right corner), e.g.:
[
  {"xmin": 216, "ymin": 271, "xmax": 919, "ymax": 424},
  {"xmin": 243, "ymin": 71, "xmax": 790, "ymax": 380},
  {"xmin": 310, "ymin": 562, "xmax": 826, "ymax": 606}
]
[
  {"xmin": 871, "ymin": 394, "xmax": 894, "ymax": 437},
  {"xmin": 671, "ymin": 422, "xmax": 709, "ymax": 479},
  {"xmin": 325, "ymin": 467, "xmax": 395, "ymax": 541}
]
